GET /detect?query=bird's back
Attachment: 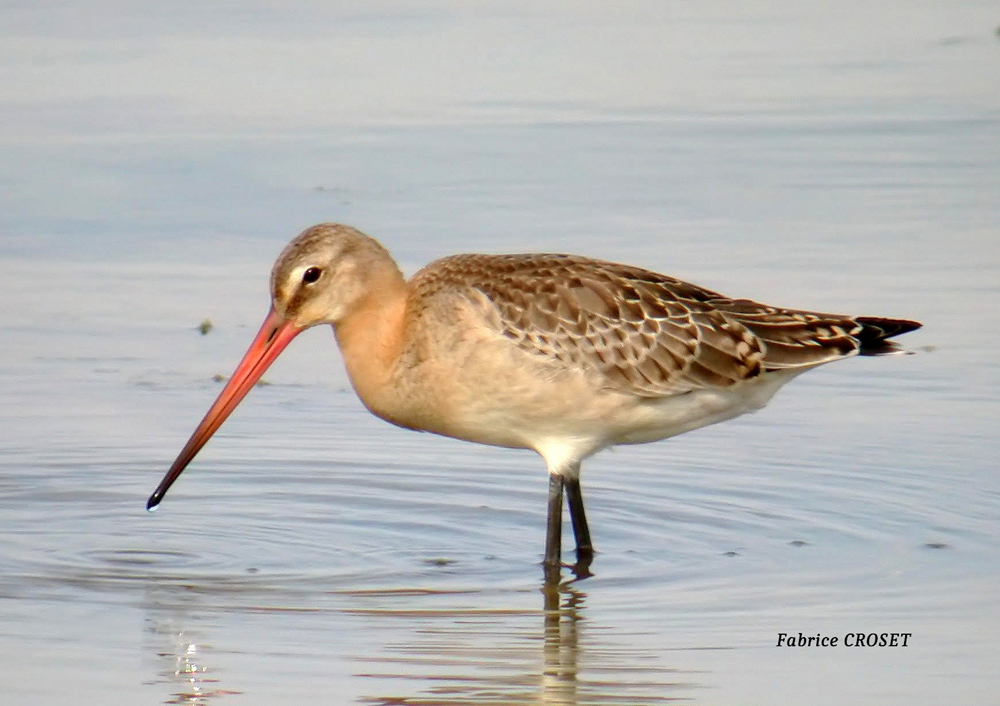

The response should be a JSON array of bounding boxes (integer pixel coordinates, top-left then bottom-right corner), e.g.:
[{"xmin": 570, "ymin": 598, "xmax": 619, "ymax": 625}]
[{"xmin": 407, "ymin": 253, "xmax": 920, "ymax": 401}]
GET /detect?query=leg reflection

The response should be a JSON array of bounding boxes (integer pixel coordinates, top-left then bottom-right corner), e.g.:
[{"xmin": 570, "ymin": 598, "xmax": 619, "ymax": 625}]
[{"xmin": 541, "ymin": 575, "xmax": 587, "ymax": 704}]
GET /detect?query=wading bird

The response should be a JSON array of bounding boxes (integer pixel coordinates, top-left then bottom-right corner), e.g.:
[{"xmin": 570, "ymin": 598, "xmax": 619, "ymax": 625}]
[{"xmin": 148, "ymin": 224, "xmax": 920, "ymax": 575}]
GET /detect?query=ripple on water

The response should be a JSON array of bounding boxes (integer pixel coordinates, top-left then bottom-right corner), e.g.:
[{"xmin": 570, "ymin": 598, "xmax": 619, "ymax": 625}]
[
  {"xmin": 86, "ymin": 547, "xmax": 199, "ymax": 568},
  {"xmin": 5, "ymin": 420, "xmax": 961, "ymax": 615}
]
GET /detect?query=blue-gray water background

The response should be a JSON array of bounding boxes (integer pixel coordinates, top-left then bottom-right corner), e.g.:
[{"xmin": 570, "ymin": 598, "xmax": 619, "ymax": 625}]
[{"xmin": 1, "ymin": 2, "xmax": 998, "ymax": 704}]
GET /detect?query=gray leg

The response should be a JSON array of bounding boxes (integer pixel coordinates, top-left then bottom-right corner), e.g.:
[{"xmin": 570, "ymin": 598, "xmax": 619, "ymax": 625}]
[
  {"xmin": 564, "ymin": 474, "xmax": 593, "ymax": 558},
  {"xmin": 544, "ymin": 473, "xmax": 564, "ymax": 568}
]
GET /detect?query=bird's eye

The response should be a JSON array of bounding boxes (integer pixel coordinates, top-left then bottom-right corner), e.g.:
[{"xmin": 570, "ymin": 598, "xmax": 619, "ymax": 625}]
[{"xmin": 302, "ymin": 266, "xmax": 322, "ymax": 284}]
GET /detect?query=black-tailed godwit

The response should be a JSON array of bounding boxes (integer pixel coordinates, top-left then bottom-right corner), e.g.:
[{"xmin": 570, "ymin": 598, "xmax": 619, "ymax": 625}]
[{"xmin": 147, "ymin": 224, "xmax": 921, "ymax": 574}]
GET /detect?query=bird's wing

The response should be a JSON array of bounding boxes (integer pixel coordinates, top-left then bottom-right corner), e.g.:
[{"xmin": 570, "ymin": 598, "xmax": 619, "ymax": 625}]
[
  {"xmin": 418, "ymin": 254, "xmax": 801, "ymax": 397},
  {"xmin": 705, "ymin": 297, "xmax": 866, "ymax": 369}
]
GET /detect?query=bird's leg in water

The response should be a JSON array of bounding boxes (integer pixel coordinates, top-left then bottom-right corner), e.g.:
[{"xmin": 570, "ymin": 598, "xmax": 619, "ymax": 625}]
[
  {"xmin": 545, "ymin": 473, "xmax": 564, "ymax": 571},
  {"xmin": 565, "ymin": 472, "xmax": 593, "ymax": 559}
]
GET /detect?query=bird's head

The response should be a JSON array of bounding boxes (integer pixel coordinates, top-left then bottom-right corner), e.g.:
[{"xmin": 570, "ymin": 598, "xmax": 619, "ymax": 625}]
[{"xmin": 146, "ymin": 223, "xmax": 396, "ymax": 510}]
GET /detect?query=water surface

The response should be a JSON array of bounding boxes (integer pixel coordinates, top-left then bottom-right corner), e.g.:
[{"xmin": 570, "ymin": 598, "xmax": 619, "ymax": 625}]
[{"xmin": 1, "ymin": 2, "xmax": 998, "ymax": 704}]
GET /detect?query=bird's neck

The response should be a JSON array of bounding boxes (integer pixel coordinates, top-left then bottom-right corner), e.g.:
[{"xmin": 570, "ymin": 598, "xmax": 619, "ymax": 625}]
[{"xmin": 333, "ymin": 268, "xmax": 408, "ymax": 411}]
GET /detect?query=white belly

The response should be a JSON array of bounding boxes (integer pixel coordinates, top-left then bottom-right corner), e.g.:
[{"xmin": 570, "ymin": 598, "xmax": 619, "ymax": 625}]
[
  {"xmin": 612, "ymin": 368, "xmax": 804, "ymax": 445},
  {"xmin": 418, "ymin": 364, "xmax": 805, "ymax": 474}
]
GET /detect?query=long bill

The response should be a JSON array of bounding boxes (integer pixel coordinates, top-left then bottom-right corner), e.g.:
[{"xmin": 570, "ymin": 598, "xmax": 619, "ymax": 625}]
[{"xmin": 146, "ymin": 308, "xmax": 302, "ymax": 510}]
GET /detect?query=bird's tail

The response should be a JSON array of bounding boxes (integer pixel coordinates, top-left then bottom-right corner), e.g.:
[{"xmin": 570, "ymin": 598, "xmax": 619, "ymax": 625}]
[{"xmin": 854, "ymin": 316, "xmax": 922, "ymax": 355}]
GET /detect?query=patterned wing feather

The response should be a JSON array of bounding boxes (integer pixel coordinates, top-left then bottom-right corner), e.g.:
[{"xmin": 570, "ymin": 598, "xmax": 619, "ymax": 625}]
[
  {"xmin": 416, "ymin": 254, "xmax": 773, "ymax": 397},
  {"xmin": 707, "ymin": 298, "xmax": 864, "ymax": 369},
  {"xmin": 410, "ymin": 253, "xmax": 920, "ymax": 397}
]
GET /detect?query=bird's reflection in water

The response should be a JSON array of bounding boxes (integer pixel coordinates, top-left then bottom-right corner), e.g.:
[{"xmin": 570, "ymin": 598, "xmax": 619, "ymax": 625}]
[
  {"xmin": 136, "ymin": 564, "xmax": 692, "ymax": 704},
  {"xmin": 540, "ymin": 579, "xmax": 583, "ymax": 703},
  {"xmin": 355, "ymin": 564, "xmax": 692, "ymax": 705}
]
